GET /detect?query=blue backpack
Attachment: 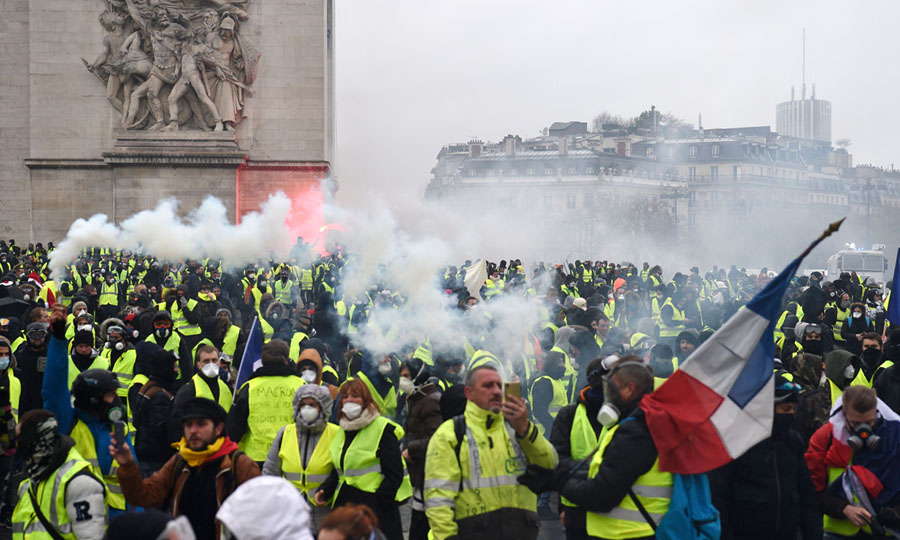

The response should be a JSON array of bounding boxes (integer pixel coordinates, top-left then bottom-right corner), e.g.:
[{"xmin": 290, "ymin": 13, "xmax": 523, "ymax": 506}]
[{"xmin": 628, "ymin": 472, "xmax": 721, "ymax": 540}]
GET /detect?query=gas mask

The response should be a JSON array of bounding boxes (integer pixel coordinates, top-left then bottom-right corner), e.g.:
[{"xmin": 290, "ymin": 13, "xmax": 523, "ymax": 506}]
[
  {"xmin": 106, "ymin": 397, "xmax": 125, "ymax": 422},
  {"xmin": 155, "ymin": 326, "xmax": 171, "ymax": 339},
  {"xmin": 847, "ymin": 420, "xmax": 881, "ymax": 450},
  {"xmin": 597, "ymin": 375, "xmax": 623, "ymax": 427}
]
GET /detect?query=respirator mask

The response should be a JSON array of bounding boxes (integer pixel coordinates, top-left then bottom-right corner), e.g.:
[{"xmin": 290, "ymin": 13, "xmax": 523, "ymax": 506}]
[{"xmin": 847, "ymin": 418, "xmax": 881, "ymax": 451}]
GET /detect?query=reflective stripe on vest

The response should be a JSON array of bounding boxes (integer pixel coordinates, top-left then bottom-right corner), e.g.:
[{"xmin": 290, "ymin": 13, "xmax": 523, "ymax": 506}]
[
  {"xmin": 658, "ymin": 299, "xmax": 685, "ymax": 338},
  {"xmin": 833, "ymin": 306, "xmax": 850, "ymax": 342},
  {"xmin": 330, "ymin": 416, "xmax": 412, "ymax": 503},
  {"xmin": 70, "ymin": 420, "xmax": 126, "ymax": 511},
  {"xmin": 192, "ymin": 374, "xmax": 233, "ymax": 412},
  {"xmin": 529, "ymin": 376, "xmax": 568, "ymax": 422},
  {"xmin": 274, "ymin": 280, "xmax": 293, "ymax": 305},
  {"xmin": 560, "ymin": 403, "xmax": 602, "ymax": 508},
  {"xmin": 108, "ymin": 349, "xmax": 137, "ymax": 398},
  {"xmin": 279, "ymin": 422, "xmax": 338, "ymax": 500},
  {"xmin": 238, "ymin": 375, "xmax": 305, "ymax": 461},
  {"xmin": 11, "ymin": 448, "xmax": 95, "ymax": 539},
  {"xmin": 586, "ymin": 422, "xmax": 673, "ymax": 539},
  {"xmin": 170, "ymin": 299, "xmax": 200, "ymax": 335}
]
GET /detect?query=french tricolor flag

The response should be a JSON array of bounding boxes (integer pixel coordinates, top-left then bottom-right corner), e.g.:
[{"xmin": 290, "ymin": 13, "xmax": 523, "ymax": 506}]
[{"xmin": 641, "ymin": 219, "xmax": 844, "ymax": 474}]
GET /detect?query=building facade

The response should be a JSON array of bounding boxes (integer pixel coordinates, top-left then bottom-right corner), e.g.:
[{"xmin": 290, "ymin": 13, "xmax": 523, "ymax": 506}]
[{"xmin": 426, "ymin": 121, "xmax": 900, "ymax": 267}]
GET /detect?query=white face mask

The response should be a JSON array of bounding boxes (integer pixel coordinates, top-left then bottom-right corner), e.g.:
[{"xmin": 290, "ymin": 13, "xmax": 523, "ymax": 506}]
[
  {"xmin": 852, "ymin": 312, "xmax": 863, "ymax": 319},
  {"xmin": 843, "ymin": 365, "xmax": 856, "ymax": 379},
  {"xmin": 398, "ymin": 376, "xmax": 415, "ymax": 394},
  {"xmin": 342, "ymin": 402, "xmax": 363, "ymax": 420},
  {"xmin": 300, "ymin": 369, "xmax": 317, "ymax": 383},
  {"xmin": 378, "ymin": 363, "xmax": 392, "ymax": 376},
  {"xmin": 299, "ymin": 405, "xmax": 319, "ymax": 424},
  {"xmin": 77, "ymin": 324, "xmax": 91, "ymax": 332},
  {"xmin": 201, "ymin": 363, "xmax": 220, "ymax": 378},
  {"xmin": 76, "ymin": 309, "xmax": 87, "ymax": 317}
]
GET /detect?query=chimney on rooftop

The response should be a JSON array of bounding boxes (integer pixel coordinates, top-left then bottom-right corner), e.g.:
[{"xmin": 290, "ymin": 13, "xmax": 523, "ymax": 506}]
[
  {"xmin": 468, "ymin": 140, "xmax": 482, "ymax": 158},
  {"xmin": 502, "ymin": 134, "xmax": 517, "ymax": 156},
  {"xmin": 558, "ymin": 136, "xmax": 568, "ymax": 156}
]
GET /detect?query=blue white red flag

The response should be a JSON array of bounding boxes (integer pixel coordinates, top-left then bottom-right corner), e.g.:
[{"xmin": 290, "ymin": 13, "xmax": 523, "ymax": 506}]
[
  {"xmin": 234, "ymin": 316, "xmax": 263, "ymax": 390},
  {"xmin": 641, "ymin": 219, "xmax": 845, "ymax": 474}
]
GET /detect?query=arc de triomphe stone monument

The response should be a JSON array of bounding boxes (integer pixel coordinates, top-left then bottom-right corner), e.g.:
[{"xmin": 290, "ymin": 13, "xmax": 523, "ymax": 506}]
[{"xmin": 0, "ymin": 0, "xmax": 335, "ymax": 241}]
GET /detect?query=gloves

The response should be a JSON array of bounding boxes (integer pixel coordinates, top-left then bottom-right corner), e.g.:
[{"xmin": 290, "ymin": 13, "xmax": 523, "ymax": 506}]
[
  {"xmin": 516, "ymin": 465, "xmax": 566, "ymax": 495},
  {"xmin": 878, "ymin": 506, "xmax": 900, "ymax": 528}
]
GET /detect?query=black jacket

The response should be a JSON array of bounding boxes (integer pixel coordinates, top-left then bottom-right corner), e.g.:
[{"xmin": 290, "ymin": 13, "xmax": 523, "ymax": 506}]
[
  {"xmin": 558, "ymin": 406, "xmax": 657, "ymax": 539},
  {"xmin": 131, "ymin": 378, "xmax": 179, "ymax": 463},
  {"xmin": 874, "ymin": 363, "xmax": 900, "ymax": 416},
  {"xmin": 550, "ymin": 392, "xmax": 604, "ymax": 532},
  {"xmin": 709, "ymin": 431, "xmax": 821, "ymax": 540},
  {"xmin": 15, "ymin": 344, "xmax": 48, "ymax": 416}
]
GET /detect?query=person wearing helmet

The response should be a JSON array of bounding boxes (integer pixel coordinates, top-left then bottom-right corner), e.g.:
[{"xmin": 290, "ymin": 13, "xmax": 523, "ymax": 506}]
[
  {"xmin": 710, "ymin": 371, "xmax": 820, "ymax": 539},
  {"xmin": 16, "ymin": 321, "xmax": 50, "ymax": 416},
  {"xmin": 43, "ymin": 302, "xmax": 137, "ymax": 516}
]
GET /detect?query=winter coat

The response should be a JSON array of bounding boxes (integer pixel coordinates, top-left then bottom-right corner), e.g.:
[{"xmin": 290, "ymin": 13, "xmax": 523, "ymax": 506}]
[
  {"xmin": 710, "ymin": 431, "xmax": 822, "ymax": 540},
  {"xmin": 402, "ymin": 382, "xmax": 443, "ymax": 488},
  {"xmin": 117, "ymin": 440, "xmax": 260, "ymax": 539}
]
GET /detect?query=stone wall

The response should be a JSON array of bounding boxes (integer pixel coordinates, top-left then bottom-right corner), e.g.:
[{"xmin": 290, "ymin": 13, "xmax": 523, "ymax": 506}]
[
  {"xmin": 0, "ymin": 0, "xmax": 33, "ymax": 241},
  {"xmin": 0, "ymin": 0, "xmax": 333, "ymax": 244}
]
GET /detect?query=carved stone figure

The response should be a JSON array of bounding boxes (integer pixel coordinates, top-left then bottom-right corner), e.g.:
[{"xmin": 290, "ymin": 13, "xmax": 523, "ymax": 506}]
[{"xmin": 85, "ymin": 0, "xmax": 258, "ymax": 131}]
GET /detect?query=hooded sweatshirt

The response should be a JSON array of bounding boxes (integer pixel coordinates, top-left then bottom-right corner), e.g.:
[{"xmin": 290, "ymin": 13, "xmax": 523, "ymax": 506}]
[{"xmin": 261, "ymin": 384, "xmax": 334, "ymax": 478}]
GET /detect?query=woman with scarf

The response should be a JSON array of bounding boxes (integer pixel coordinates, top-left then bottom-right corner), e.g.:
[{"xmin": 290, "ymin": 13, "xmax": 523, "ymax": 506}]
[
  {"xmin": 313, "ymin": 379, "xmax": 411, "ymax": 540},
  {"xmin": 12, "ymin": 410, "xmax": 107, "ymax": 539},
  {"xmin": 263, "ymin": 384, "xmax": 338, "ymax": 532},
  {"xmin": 111, "ymin": 398, "xmax": 260, "ymax": 540}
]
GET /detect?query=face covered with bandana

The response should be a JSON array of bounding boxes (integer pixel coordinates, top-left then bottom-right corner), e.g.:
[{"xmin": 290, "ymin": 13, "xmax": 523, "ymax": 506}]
[{"xmin": 17, "ymin": 414, "xmax": 72, "ymax": 482}]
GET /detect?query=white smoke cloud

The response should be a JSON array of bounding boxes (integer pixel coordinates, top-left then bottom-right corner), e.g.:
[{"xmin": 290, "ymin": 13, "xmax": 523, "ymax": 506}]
[{"xmin": 48, "ymin": 192, "xmax": 293, "ymax": 279}]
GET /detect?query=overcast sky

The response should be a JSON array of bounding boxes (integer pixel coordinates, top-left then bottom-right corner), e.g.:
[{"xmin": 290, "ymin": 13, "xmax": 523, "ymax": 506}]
[{"xmin": 334, "ymin": 1, "xmax": 900, "ymax": 207}]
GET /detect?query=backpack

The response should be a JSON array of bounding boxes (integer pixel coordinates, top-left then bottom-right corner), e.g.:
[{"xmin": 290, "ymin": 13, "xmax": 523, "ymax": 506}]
[{"xmin": 628, "ymin": 472, "xmax": 721, "ymax": 540}]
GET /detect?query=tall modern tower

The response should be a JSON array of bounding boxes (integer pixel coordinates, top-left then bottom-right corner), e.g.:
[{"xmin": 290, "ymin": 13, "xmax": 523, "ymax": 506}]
[{"xmin": 776, "ymin": 30, "xmax": 832, "ymax": 142}]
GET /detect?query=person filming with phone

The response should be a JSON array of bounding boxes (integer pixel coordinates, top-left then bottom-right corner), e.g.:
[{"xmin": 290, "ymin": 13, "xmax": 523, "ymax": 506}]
[{"xmin": 423, "ymin": 364, "xmax": 558, "ymax": 540}]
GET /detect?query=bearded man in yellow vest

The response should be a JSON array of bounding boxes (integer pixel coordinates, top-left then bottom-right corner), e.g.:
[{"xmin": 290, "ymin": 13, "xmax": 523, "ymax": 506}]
[
  {"xmin": 174, "ymin": 344, "xmax": 234, "ymax": 423},
  {"xmin": 520, "ymin": 357, "xmax": 671, "ymax": 540},
  {"xmin": 262, "ymin": 384, "xmax": 337, "ymax": 533}
]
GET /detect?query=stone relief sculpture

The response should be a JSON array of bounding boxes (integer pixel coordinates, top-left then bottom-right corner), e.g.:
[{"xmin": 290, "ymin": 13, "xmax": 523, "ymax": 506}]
[{"xmin": 84, "ymin": 0, "xmax": 260, "ymax": 131}]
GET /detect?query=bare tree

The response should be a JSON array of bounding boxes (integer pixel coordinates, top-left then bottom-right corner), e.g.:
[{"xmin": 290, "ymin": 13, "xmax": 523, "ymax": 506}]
[
  {"xmin": 592, "ymin": 111, "xmax": 627, "ymax": 132},
  {"xmin": 835, "ymin": 138, "xmax": 852, "ymax": 149}
]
